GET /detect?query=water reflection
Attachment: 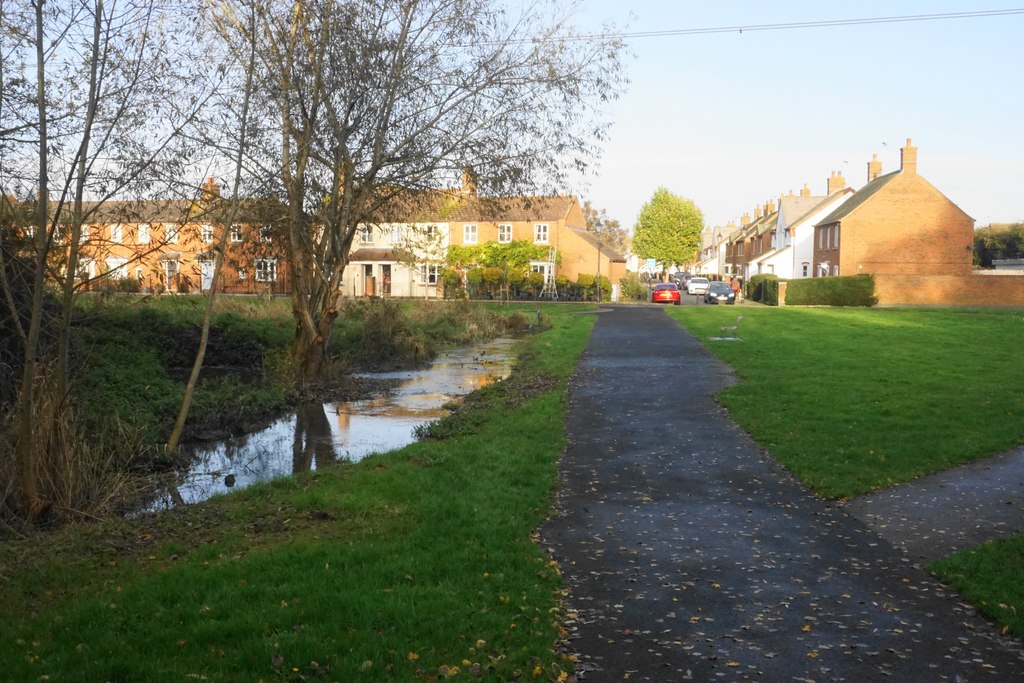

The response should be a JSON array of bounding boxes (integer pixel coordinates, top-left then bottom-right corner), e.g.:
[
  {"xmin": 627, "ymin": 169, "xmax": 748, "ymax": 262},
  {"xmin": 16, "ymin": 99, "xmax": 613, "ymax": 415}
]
[{"xmin": 146, "ymin": 337, "xmax": 516, "ymax": 510}]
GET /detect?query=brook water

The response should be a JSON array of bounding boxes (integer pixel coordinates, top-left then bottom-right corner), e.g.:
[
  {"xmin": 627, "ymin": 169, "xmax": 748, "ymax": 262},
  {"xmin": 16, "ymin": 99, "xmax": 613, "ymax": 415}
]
[{"xmin": 149, "ymin": 337, "xmax": 517, "ymax": 510}]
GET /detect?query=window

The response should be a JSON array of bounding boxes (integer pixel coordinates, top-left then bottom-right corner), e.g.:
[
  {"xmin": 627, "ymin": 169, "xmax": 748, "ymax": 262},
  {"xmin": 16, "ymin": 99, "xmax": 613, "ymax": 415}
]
[
  {"xmin": 390, "ymin": 225, "xmax": 404, "ymax": 243},
  {"xmin": 770, "ymin": 232, "xmax": 776, "ymax": 249},
  {"xmin": 201, "ymin": 224, "xmax": 214, "ymax": 243},
  {"xmin": 463, "ymin": 224, "xmax": 477, "ymax": 244},
  {"xmin": 534, "ymin": 223, "xmax": 549, "ymax": 244},
  {"xmin": 135, "ymin": 267, "xmax": 143, "ymax": 281},
  {"xmin": 80, "ymin": 226, "xmax": 90, "ymax": 244},
  {"xmin": 801, "ymin": 262, "xmax": 809, "ymax": 277},
  {"xmin": 230, "ymin": 225, "xmax": 242, "ymax": 242},
  {"xmin": 835, "ymin": 226, "xmax": 841, "ymax": 250},
  {"xmin": 166, "ymin": 224, "xmax": 179, "ymax": 244},
  {"xmin": 817, "ymin": 227, "xmax": 824, "ymax": 249},
  {"xmin": 77, "ymin": 258, "xmax": 95, "ymax": 279},
  {"xmin": 498, "ymin": 224, "xmax": 512, "ymax": 243},
  {"xmin": 137, "ymin": 224, "xmax": 150, "ymax": 244},
  {"xmin": 105, "ymin": 257, "xmax": 128, "ymax": 279},
  {"xmin": 238, "ymin": 269, "xmax": 246, "ymax": 280},
  {"xmin": 419, "ymin": 263, "xmax": 439, "ymax": 285},
  {"xmin": 360, "ymin": 226, "xmax": 373, "ymax": 244},
  {"xmin": 424, "ymin": 224, "xmax": 438, "ymax": 239},
  {"xmin": 255, "ymin": 258, "xmax": 277, "ymax": 282},
  {"xmin": 530, "ymin": 262, "xmax": 553, "ymax": 279},
  {"xmin": 833, "ymin": 265, "xmax": 840, "ymax": 276},
  {"xmin": 110, "ymin": 224, "xmax": 123, "ymax": 243},
  {"xmin": 260, "ymin": 225, "xmax": 273, "ymax": 243}
]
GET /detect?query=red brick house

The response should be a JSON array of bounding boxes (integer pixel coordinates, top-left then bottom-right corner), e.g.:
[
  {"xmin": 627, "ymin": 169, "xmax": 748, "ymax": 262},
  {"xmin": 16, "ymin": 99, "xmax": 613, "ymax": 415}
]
[{"xmin": 812, "ymin": 140, "xmax": 974, "ymax": 278}]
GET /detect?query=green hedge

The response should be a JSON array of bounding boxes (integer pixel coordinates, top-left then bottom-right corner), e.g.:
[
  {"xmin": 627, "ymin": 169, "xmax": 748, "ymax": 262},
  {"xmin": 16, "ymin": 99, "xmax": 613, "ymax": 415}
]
[
  {"xmin": 746, "ymin": 274, "xmax": 780, "ymax": 305},
  {"xmin": 785, "ymin": 274, "xmax": 877, "ymax": 306}
]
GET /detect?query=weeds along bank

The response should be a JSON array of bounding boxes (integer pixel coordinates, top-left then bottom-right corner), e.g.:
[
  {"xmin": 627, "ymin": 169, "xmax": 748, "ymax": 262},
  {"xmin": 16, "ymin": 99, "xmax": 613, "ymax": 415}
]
[{"xmin": 0, "ymin": 295, "xmax": 539, "ymax": 531}]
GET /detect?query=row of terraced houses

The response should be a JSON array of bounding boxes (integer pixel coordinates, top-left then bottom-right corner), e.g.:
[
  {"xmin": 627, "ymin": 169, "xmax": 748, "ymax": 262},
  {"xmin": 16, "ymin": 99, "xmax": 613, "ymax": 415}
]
[
  {"xmin": 20, "ymin": 174, "xmax": 625, "ymax": 300},
  {"xmin": 692, "ymin": 139, "xmax": 1024, "ymax": 306}
]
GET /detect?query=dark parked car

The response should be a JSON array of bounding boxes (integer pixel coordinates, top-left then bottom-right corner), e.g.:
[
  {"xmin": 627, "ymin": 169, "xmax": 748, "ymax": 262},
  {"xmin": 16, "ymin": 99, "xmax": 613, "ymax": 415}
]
[
  {"xmin": 703, "ymin": 280, "xmax": 736, "ymax": 304},
  {"xmin": 651, "ymin": 283, "xmax": 681, "ymax": 305}
]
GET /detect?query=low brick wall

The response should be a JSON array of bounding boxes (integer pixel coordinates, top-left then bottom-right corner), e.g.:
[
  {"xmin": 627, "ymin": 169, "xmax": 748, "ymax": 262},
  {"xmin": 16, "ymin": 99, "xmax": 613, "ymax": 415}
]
[{"xmin": 874, "ymin": 272, "xmax": 1024, "ymax": 306}]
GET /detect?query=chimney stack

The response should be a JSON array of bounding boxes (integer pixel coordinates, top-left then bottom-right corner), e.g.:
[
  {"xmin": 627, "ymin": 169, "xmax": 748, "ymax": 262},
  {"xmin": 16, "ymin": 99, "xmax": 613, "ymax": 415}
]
[
  {"xmin": 900, "ymin": 138, "xmax": 917, "ymax": 175},
  {"xmin": 827, "ymin": 170, "xmax": 846, "ymax": 196},
  {"xmin": 741, "ymin": 212, "xmax": 751, "ymax": 226},
  {"xmin": 867, "ymin": 153, "xmax": 883, "ymax": 182},
  {"xmin": 766, "ymin": 199, "xmax": 776, "ymax": 214},
  {"xmin": 800, "ymin": 183, "xmax": 811, "ymax": 197},
  {"xmin": 755, "ymin": 205, "xmax": 763, "ymax": 219},
  {"xmin": 201, "ymin": 177, "xmax": 221, "ymax": 202},
  {"xmin": 461, "ymin": 166, "xmax": 478, "ymax": 196}
]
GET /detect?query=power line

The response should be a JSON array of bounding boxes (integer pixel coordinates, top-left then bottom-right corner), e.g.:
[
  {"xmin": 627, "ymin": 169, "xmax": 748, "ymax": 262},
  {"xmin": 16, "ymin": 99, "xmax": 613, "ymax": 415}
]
[{"xmin": 465, "ymin": 8, "xmax": 1024, "ymax": 47}]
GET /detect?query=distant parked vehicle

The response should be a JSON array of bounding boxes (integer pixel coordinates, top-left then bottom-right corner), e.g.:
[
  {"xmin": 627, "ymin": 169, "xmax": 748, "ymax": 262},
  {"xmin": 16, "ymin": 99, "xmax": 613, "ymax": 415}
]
[
  {"xmin": 686, "ymin": 277, "xmax": 710, "ymax": 295},
  {"xmin": 703, "ymin": 281, "xmax": 736, "ymax": 304},
  {"xmin": 651, "ymin": 282, "xmax": 681, "ymax": 305}
]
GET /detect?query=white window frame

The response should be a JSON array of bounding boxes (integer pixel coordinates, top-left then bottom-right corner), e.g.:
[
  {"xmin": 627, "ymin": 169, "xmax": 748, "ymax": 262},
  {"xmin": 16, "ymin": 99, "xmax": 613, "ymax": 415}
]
[
  {"xmin": 110, "ymin": 224, "xmax": 123, "ymax": 243},
  {"xmin": 423, "ymin": 224, "xmax": 438, "ymax": 240},
  {"xmin": 835, "ymin": 225, "xmax": 840, "ymax": 250},
  {"xmin": 390, "ymin": 224, "xmax": 404, "ymax": 243},
  {"xmin": 166, "ymin": 224, "xmax": 179, "ymax": 244},
  {"xmin": 260, "ymin": 225, "xmax": 273, "ymax": 243},
  {"xmin": 360, "ymin": 226, "xmax": 374, "ymax": 244},
  {"xmin": 529, "ymin": 261, "xmax": 553, "ymax": 279},
  {"xmin": 255, "ymin": 258, "xmax": 277, "ymax": 282},
  {"xmin": 137, "ymin": 224, "xmax": 150, "ymax": 244},
  {"xmin": 105, "ymin": 257, "xmax": 129, "ymax": 279},
  {"xmin": 419, "ymin": 263, "xmax": 440, "ymax": 285},
  {"xmin": 534, "ymin": 223, "xmax": 549, "ymax": 244},
  {"xmin": 802, "ymin": 262, "xmax": 809, "ymax": 277},
  {"xmin": 497, "ymin": 223, "xmax": 513, "ymax": 243},
  {"xmin": 201, "ymin": 224, "xmax": 214, "ymax": 243},
  {"xmin": 230, "ymin": 225, "xmax": 242, "ymax": 243},
  {"xmin": 80, "ymin": 226, "xmax": 90, "ymax": 244},
  {"xmin": 463, "ymin": 224, "xmax": 477, "ymax": 244}
]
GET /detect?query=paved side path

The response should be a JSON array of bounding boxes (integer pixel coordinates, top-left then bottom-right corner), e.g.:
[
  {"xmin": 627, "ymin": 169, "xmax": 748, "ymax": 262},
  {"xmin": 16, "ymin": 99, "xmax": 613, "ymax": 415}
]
[{"xmin": 540, "ymin": 306, "xmax": 1024, "ymax": 682}]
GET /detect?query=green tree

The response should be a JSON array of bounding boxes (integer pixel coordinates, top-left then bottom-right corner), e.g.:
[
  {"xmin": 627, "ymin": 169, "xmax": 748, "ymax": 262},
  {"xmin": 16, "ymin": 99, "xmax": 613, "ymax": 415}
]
[{"xmin": 632, "ymin": 188, "xmax": 703, "ymax": 278}]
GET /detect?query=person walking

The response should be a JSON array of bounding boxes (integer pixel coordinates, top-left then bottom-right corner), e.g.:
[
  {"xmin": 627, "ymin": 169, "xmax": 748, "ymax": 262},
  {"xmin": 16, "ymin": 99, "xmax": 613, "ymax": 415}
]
[{"xmin": 730, "ymin": 275, "xmax": 742, "ymax": 302}]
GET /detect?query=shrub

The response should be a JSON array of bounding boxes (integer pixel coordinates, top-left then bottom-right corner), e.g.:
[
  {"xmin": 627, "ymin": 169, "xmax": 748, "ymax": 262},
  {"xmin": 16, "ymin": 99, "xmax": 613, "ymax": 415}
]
[
  {"xmin": 747, "ymin": 273, "xmax": 780, "ymax": 305},
  {"xmin": 785, "ymin": 274, "xmax": 877, "ymax": 306},
  {"xmin": 619, "ymin": 272, "xmax": 647, "ymax": 301}
]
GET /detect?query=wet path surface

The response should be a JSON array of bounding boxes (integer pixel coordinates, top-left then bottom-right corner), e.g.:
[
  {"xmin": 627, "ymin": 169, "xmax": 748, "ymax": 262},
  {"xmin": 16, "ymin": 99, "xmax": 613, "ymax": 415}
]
[
  {"xmin": 540, "ymin": 306, "xmax": 1024, "ymax": 682},
  {"xmin": 845, "ymin": 446, "xmax": 1024, "ymax": 565}
]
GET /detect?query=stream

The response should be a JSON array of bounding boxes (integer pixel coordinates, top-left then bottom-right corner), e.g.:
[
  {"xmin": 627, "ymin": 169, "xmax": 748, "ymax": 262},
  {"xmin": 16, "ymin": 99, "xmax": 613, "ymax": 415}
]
[{"xmin": 147, "ymin": 337, "xmax": 517, "ymax": 510}]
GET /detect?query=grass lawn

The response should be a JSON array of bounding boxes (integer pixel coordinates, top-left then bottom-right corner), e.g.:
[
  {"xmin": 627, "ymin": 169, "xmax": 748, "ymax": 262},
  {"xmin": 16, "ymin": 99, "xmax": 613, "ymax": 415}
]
[
  {"xmin": 0, "ymin": 304, "xmax": 594, "ymax": 682},
  {"xmin": 667, "ymin": 306, "xmax": 1024, "ymax": 499},
  {"xmin": 669, "ymin": 304, "xmax": 1024, "ymax": 638}
]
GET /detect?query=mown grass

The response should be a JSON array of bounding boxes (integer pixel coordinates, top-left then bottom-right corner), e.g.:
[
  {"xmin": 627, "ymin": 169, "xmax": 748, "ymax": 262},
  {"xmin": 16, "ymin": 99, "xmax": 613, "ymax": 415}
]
[
  {"xmin": 0, "ymin": 304, "xmax": 593, "ymax": 682},
  {"xmin": 666, "ymin": 306, "xmax": 1024, "ymax": 499},
  {"xmin": 930, "ymin": 536, "xmax": 1024, "ymax": 638}
]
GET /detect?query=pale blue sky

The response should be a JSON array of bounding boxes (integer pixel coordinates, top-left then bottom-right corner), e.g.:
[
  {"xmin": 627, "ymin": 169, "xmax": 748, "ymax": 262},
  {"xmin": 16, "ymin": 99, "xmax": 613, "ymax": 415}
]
[{"xmin": 569, "ymin": 1, "xmax": 1024, "ymax": 229}]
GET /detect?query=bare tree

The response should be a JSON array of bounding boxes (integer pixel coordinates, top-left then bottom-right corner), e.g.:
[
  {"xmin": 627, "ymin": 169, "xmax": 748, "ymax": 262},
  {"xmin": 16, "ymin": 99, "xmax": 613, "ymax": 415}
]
[
  {"xmin": 0, "ymin": 0, "xmax": 214, "ymax": 522},
  {"xmin": 213, "ymin": 0, "xmax": 627, "ymax": 382}
]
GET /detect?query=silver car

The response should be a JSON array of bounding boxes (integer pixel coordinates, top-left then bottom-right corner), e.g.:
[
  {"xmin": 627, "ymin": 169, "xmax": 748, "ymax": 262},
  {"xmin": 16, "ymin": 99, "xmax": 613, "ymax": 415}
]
[{"xmin": 686, "ymin": 276, "xmax": 710, "ymax": 295}]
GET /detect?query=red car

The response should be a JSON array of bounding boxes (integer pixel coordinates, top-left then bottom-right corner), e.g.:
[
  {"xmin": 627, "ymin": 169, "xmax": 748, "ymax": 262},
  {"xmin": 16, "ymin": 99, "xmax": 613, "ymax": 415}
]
[{"xmin": 651, "ymin": 283, "xmax": 681, "ymax": 305}]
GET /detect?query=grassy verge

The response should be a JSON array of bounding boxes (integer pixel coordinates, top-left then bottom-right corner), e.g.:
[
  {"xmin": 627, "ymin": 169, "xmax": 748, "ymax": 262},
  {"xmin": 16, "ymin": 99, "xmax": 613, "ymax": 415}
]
[
  {"xmin": 0, "ymin": 304, "xmax": 594, "ymax": 682},
  {"xmin": 666, "ymin": 306, "xmax": 1024, "ymax": 499},
  {"xmin": 930, "ymin": 537, "xmax": 1024, "ymax": 638}
]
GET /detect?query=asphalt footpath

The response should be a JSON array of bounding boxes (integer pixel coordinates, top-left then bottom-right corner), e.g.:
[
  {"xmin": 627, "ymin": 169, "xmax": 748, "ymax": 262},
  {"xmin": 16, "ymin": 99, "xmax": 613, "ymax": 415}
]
[{"xmin": 540, "ymin": 305, "xmax": 1024, "ymax": 682}]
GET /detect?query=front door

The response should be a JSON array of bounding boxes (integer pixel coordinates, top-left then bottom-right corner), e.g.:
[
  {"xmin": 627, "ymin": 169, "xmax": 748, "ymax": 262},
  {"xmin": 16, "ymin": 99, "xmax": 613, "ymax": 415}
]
[
  {"xmin": 200, "ymin": 259, "xmax": 214, "ymax": 291},
  {"xmin": 363, "ymin": 264, "xmax": 375, "ymax": 297},
  {"xmin": 381, "ymin": 264, "xmax": 391, "ymax": 296},
  {"xmin": 164, "ymin": 260, "xmax": 179, "ymax": 292}
]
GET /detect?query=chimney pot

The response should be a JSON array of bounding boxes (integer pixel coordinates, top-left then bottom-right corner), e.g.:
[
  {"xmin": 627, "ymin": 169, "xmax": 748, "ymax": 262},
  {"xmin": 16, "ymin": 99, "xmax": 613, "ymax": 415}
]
[
  {"xmin": 867, "ymin": 153, "xmax": 883, "ymax": 182},
  {"xmin": 800, "ymin": 183, "xmax": 811, "ymax": 197}
]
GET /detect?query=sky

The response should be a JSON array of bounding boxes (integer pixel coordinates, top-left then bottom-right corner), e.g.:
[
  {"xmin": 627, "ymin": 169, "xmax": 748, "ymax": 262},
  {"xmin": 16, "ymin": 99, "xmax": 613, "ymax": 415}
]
[{"xmin": 565, "ymin": 0, "xmax": 1024, "ymax": 230}]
